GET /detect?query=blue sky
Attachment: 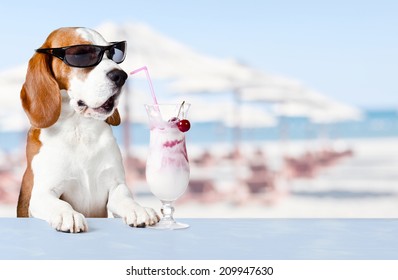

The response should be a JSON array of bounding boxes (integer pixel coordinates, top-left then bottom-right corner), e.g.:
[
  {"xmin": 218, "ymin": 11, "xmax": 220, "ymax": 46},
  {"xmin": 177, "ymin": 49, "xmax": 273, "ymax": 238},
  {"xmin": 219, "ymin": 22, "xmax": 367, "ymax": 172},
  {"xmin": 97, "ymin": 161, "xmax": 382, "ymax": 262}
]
[{"xmin": 0, "ymin": 0, "xmax": 397, "ymax": 109}]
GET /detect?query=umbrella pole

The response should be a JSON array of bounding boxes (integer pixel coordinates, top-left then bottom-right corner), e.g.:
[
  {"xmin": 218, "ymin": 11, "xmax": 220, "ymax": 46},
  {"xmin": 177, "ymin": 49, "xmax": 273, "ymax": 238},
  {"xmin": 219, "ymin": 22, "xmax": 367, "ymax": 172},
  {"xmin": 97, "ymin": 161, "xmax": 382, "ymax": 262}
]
[{"xmin": 233, "ymin": 89, "xmax": 241, "ymax": 158}]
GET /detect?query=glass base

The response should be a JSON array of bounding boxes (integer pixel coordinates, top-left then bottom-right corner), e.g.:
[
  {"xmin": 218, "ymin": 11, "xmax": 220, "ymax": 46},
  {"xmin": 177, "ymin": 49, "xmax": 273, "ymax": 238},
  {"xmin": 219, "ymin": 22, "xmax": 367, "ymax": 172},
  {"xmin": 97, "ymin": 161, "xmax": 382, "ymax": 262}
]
[
  {"xmin": 148, "ymin": 200, "xmax": 189, "ymax": 230},
  {"xmin": 149, "ymin": 219, "xmax": 189, "ymax": 230}
]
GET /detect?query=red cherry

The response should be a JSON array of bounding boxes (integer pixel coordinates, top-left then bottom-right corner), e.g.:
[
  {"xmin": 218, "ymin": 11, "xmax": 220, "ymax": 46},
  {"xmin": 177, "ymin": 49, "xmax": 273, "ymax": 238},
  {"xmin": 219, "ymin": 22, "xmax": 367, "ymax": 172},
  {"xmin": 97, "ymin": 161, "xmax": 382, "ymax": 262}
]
[{"xmin": 177, "ymin": 119, "xmax": 191, "ymax": 132}]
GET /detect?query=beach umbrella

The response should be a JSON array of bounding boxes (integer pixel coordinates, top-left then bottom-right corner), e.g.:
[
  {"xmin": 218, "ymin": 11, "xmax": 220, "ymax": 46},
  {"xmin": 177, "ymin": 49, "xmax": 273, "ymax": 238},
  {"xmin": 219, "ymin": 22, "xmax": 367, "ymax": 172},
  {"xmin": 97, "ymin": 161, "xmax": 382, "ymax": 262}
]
[
  {"xmin": 309, "ymin": 100, "xmax": 362, "ymax": 124},
  {"xmin": 239, "ymin": 75, "xmax": 311, "ymax": 103},
  {"xmin": 223, "ymin": 104, "xmax": 277, "ymax": 128},
  {"xmin": 242, "ymin": 84, "xmax": 362, "ymax": 127},
  {"xmin": 183, "ymin": 97, "xmax": 277, "ymax": 128},
  {"xmin": 272, "ymin": 94, "xmax": 362, "ymax": 123},
  {"xmin": 97, "ymin": 22, "xmax": 261, "ymax": 85}
]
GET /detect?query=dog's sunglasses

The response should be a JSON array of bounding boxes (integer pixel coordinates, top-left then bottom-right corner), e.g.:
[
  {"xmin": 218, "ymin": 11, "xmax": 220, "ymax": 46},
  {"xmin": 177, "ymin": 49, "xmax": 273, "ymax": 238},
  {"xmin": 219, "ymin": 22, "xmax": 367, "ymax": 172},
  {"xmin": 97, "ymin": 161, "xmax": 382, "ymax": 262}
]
[{"xmin": 35, "ymin": 41, "xmax": 127, "ymax": 68}]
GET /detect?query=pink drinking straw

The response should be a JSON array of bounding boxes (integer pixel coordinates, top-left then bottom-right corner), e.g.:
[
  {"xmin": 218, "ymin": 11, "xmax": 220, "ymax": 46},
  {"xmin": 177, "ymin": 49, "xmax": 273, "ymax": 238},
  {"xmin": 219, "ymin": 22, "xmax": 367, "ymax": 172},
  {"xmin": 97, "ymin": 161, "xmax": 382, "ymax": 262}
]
[{"xmin": 130, "ymin": 66, "xmax": 158, "ymax": 105}]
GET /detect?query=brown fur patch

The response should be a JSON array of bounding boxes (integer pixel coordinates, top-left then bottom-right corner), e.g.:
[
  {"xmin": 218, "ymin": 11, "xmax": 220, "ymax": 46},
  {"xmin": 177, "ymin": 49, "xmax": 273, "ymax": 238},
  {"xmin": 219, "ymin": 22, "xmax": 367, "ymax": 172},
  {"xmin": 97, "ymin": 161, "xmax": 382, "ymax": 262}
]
[
  {"xmin": 46, "ymin": 27, "xmax": 92, "ymax": 90},
  {"xmin": 17, "ymin": 128, "xmax": 42, "ymax": 217},
  {"xmin": 20, "ymin": 52, "xmax": 61, "ymax": 129},
  {"xmin": 106, "ymin": 109, "xmax": 121, "ymax": 126}
]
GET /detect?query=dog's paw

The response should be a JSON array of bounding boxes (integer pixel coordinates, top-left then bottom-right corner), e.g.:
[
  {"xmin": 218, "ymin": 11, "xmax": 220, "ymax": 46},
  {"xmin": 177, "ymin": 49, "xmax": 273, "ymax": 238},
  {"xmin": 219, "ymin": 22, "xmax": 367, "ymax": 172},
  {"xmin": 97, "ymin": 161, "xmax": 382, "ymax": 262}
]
[
  {"xmin": 122, "ymin": 205, "xmax": 160, "ymax": 228},
  {"xmin": 49, "ymin": 211, "xmax": 88, "ymax": 233},
  {"xmin": 145, "ymin": 207, "xmax": 161, "ymax": 226}
]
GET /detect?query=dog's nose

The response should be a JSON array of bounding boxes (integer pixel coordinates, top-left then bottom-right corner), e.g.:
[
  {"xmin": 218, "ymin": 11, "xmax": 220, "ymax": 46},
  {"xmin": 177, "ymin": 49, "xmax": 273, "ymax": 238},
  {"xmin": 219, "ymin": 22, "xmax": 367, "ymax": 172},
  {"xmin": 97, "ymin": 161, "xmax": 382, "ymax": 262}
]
[{"xmin": 107, "ymin": 69, "xmax": 128, "ymax": 87}]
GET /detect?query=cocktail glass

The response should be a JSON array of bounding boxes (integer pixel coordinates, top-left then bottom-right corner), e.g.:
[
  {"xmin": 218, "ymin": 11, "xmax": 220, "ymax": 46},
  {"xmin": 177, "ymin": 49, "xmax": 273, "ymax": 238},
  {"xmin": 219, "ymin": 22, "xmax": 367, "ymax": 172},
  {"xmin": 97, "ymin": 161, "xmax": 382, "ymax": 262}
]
[{"xmin": 145, "ymin": 103, "xmax": 190, "ymax": 229}]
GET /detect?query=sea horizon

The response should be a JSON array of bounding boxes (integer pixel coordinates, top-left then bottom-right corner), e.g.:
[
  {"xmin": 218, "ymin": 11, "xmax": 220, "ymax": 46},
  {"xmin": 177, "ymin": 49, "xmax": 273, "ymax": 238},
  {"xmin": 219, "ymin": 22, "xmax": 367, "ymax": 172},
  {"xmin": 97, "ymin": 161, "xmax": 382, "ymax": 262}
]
[{"xmin": 1, "ymin": 108, "xmax": 397, "ymax": 153}]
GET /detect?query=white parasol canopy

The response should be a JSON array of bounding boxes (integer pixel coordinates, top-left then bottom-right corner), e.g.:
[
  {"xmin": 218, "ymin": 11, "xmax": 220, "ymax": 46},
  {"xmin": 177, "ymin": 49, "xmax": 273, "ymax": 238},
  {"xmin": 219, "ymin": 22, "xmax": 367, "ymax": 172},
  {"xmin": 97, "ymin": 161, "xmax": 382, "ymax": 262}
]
[
  {"xmin": 184, "ymin": 97, "xmax": 276, "ymax": 128},
  {"xmin": 273, "ymin": 98, "xmax": 362, "ymax": 123},
  {"xmin": 97, "ymin": 22, "xmax": 259, "ymax": 85}
]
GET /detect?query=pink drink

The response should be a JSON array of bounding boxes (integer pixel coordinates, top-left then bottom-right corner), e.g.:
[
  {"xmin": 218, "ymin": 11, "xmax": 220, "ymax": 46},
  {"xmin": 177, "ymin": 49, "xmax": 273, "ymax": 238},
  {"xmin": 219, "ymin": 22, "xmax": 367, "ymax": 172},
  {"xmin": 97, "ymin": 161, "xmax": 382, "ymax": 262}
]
[
  {"xmin": 145, "ymin": 104, "xmax": 190, "ymax": 202},
  {"xmin": 132, "ymin": 66, "xmax": 191, "ymax": 229}
]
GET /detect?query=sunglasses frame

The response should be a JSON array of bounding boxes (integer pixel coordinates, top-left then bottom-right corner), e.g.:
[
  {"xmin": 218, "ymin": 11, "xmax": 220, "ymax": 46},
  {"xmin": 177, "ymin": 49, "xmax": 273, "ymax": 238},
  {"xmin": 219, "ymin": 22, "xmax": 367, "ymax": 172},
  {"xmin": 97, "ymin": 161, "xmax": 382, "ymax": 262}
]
[{"xmin": 35, "ymin": 41, "xmax": 127, "ymax": 68}]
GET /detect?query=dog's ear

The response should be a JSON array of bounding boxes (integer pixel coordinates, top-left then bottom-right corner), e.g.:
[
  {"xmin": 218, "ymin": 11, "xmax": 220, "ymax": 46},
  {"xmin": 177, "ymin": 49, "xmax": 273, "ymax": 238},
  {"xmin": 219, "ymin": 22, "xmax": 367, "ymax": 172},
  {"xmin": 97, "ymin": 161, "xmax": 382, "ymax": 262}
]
[
  {"xmin": 20, "ymin": 52, "xmax": 61, "ymax": 128},
  {"xmin": 106, "ymin": 108, "xmax": 121, "ymax": 126}
]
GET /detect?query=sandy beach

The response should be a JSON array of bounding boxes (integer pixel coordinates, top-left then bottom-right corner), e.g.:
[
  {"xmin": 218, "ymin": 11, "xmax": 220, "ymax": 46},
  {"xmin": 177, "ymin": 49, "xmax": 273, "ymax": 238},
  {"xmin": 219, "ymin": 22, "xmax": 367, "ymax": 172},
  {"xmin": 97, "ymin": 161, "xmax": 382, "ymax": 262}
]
[
  {"xmin": 1, "ymin": 137, "xmax": 396, "ymax": 219},
  {"xmin": 134, "ymin": 137, "xmax": 398, "ymax": 219}
]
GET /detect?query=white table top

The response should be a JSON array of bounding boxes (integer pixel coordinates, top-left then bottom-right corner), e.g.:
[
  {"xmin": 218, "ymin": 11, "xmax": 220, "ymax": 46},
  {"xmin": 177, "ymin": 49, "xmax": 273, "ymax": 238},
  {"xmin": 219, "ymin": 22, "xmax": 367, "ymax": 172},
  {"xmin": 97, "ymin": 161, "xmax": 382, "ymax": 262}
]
[{"xmin": 0, "ymin": 218, "xmax": 397, "ymax": 260}]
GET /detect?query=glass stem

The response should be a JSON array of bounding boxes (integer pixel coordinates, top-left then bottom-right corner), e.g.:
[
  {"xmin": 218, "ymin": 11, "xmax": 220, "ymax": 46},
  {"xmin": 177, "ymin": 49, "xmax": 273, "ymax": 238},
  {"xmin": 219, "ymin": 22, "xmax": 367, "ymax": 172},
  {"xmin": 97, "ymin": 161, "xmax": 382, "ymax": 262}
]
[{"xmin": 161, "ymin": 201, "xmax": 175, "ymax": 222}]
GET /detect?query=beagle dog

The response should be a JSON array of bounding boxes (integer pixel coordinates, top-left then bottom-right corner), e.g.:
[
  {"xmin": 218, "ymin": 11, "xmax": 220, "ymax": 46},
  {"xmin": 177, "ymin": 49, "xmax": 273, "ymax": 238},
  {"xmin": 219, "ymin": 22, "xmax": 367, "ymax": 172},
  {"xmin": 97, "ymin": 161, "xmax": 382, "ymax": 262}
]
[{"xmin": 17, "ymin": 27, "xmax": 159, "ymax": 232}]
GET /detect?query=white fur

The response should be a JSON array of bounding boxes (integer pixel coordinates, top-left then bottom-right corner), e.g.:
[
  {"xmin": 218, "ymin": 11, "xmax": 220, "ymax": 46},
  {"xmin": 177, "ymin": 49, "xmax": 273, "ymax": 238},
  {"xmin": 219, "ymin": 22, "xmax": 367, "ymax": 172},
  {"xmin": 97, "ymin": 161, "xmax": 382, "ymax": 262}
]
[
  {"xmin": 28, "ymin": 28, "xmax": 158, "ymax": 232},
  {"xmin": 68, "ymin": 28, "xmax": 121, "ymax": 121}
]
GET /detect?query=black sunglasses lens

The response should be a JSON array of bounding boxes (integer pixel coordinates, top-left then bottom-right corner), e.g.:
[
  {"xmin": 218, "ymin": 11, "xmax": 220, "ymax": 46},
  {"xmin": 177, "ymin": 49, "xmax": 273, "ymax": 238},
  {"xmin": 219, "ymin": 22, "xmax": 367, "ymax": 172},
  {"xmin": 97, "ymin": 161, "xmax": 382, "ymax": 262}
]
[
  {"xmin": 107, "ymin": 42, "xmax": 126, "ymax": 63},
  {"xmin": 64, "ymin": 46, "xmax": 102, "ymax": 67}
]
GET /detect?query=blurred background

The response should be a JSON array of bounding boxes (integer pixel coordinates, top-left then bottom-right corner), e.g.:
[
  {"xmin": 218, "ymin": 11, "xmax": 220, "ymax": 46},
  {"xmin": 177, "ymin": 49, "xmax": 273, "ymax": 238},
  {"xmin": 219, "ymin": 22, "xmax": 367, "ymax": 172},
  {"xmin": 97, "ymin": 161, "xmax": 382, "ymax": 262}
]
[{"xmin": 1, "ymin": 0, "xmax": 397, "ymax": 218}]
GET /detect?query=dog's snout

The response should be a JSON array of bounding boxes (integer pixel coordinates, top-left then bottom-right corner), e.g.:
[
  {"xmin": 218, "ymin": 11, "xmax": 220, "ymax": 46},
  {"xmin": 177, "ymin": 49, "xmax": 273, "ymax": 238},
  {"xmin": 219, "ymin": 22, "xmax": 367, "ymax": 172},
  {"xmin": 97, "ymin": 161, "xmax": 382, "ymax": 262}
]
[{"xmin": 107, "ymin": 69, "xmax": 128, "ymax": 87}]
